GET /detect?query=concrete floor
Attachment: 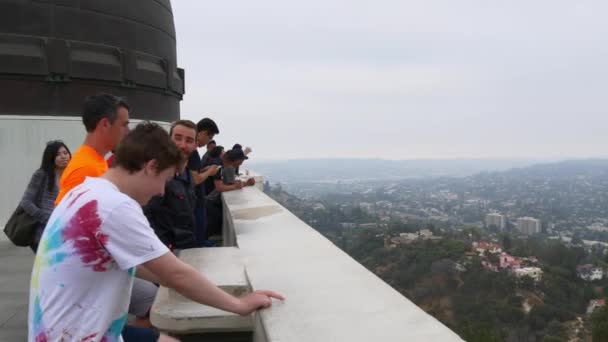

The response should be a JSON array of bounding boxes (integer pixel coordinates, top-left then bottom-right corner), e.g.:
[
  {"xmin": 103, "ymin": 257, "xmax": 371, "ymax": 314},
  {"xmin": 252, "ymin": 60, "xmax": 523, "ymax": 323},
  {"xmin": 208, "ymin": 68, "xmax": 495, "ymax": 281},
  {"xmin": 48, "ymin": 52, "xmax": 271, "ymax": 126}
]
[
  {"xmin": 0, "ymin": 241, "xmax": 34, "ymax": 341},
  {"xmin": 0, "ymin": 241, "xmax": 252, "ymax": 342}
]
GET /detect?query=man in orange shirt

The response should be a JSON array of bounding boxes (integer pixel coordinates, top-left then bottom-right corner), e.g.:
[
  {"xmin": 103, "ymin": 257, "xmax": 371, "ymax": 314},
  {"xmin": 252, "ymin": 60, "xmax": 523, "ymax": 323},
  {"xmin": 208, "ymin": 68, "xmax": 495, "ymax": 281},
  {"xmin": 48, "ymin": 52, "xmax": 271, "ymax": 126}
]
[
  {"xmin": 53, "ymin": 94, "xmax": 158, "ymax": 329},
  {"xmin": 55, "ymin": 93, "xmax": 130, "ymax": 205}
]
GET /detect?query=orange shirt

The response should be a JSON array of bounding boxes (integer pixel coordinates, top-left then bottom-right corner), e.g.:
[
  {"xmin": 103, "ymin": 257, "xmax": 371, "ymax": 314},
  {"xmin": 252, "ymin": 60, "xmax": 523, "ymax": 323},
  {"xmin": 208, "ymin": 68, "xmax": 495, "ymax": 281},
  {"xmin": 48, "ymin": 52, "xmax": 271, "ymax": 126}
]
[{"xmin": 55, "ymin": 145, "xmax": 108, "ymax": 205}]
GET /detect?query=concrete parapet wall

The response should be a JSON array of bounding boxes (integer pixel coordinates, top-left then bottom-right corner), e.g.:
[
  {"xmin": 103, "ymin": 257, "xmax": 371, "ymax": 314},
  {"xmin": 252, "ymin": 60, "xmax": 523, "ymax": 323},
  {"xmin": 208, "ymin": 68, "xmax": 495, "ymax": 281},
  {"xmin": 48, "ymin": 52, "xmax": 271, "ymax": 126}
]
[
  {"xmin": 151, "ymin": 247, "xmax": 253, "ymax": 333},
  {"xmin": 221, "ymin": 186, "xmax": 464, "ymax": 341}
]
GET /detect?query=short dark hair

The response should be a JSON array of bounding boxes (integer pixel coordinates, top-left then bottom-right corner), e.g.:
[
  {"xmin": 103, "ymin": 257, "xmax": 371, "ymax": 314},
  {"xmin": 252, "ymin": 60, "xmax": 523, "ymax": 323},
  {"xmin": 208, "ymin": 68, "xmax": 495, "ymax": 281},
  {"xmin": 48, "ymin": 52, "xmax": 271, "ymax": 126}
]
[
  {"xmin": 82, "ymin": 93, "xmax": 130, "ymax": 132},
  {"xmin": 113, "ymin": 122, "xmax": 181, "ymax": 174},
  {"xmin": 232, "ymin": 143, "xmax": 242, "ymax": 150},
  {"xmin": 169, "ymin": 119, "xmax": 196, "ymax": 137},
  {"xmin": 225, "ymin": 149, "xmax": 248, "ymax": 162},
  {"xmin": 196, "ymin": 118, "xmax": 219, "ymax": 135},
  {"xmin": 209, "ymin": 145, "xmax": 224, "ymax": 158},
  {"xmin": 208, "ymin": 140, "xmax": 217, "ymax": 146}
]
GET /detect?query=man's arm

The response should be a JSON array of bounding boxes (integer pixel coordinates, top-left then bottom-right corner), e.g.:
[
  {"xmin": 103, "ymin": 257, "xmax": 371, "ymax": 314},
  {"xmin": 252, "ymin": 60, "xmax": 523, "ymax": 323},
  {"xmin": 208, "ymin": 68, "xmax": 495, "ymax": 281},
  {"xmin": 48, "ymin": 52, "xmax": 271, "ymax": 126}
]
[
  {"xmin": 143, "ymin": 252, "xmax": 284, "ymax": 316},
  {"xmin": 214, "ymin": 179, "xmax": 242, "ymax": 193},
  {"xmin": 191, "ymin": 165, "xmax": 219, "ymax": 185},
  {"xmin": 135, "ymin": 265, "xmax": 165, "ymax": 285}
]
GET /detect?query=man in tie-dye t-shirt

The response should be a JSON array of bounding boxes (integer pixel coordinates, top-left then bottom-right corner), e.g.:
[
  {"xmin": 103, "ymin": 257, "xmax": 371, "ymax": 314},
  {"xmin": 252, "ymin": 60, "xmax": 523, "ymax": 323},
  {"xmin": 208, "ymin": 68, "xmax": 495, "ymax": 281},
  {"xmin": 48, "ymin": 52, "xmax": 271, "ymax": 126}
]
[
  {"xmin": 29, "ymin": 122, "xmax": 176, "ymax": 342},
  {"xmin": 29, "ymin": 123, "xmax": 284, "ymax": 342}
]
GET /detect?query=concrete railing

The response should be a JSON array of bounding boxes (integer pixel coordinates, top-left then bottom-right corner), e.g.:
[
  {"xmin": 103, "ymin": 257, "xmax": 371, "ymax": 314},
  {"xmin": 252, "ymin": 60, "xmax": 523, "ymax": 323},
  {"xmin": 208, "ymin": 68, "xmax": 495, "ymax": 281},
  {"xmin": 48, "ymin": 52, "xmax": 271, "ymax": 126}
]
[
  {"xmin": 150, "ymin": 173, "xmax": 463, "ymax": 340},
  {"xmin": 220, "ymin": 179, "xmax": 463, "ymax": 341}
]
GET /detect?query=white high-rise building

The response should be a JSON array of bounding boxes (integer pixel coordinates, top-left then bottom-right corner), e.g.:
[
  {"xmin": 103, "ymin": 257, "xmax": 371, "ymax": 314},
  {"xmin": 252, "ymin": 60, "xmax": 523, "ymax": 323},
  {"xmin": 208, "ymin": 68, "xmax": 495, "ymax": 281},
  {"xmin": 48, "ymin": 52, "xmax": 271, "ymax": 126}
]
[
  {"xmin": 485, "ymin": 213, "xmax": 506, "ymax": 230},
  {"xmin": 517, "ymin": 217, "xmax": 541, "ymax": 235}
]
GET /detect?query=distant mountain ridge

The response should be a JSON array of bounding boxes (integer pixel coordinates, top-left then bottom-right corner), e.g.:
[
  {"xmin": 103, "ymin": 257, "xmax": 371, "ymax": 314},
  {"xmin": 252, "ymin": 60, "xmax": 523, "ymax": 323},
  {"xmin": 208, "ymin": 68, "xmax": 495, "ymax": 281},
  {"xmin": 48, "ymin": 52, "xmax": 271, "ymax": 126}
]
[
  {"xmin": 478, "ymin": 159, "xmax": 608, "ymax": 180},
  {"xmin": 248, "ymin": 158, "xmax": 565, "ymax": 183}
]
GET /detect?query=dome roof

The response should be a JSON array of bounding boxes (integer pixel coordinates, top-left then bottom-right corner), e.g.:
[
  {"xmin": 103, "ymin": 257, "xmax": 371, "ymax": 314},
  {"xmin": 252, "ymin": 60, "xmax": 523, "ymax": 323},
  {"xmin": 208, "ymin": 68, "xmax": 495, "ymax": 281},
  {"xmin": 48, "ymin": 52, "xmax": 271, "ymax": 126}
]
[{"xmin": 0, "ymin": 0, "xmax": 184, "ymax": 121}]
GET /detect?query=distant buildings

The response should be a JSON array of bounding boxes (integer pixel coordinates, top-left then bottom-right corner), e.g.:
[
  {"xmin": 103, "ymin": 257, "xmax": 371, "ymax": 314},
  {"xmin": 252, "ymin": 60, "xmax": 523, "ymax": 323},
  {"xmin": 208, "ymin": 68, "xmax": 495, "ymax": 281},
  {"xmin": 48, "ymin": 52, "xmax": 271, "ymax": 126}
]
[
  {"xmin": 587, "ymin": 299, "xmax": 606, "ymax": 315},
  {"xmin": 517, "ymin": 217, "xmax": 541, "ymax": 235},
  {"xmin": 312, "ymin": 203, "xmax": 326, "ymax": 211},
  {"xmin": 473, "ymin": 244, "xmax": 543, "ymax": 281},
  {"xmin": 577, "ymin": 264, "xmax": 604, "ymax": 281},
  {"xmin": 588, "ymin": 223, "xmax": 608, "ymax": 232},
  {"xmin": 500, "ymin": 253, "xmax": 522, "ymax": 270},
  {"xmin": 390, "ymin": 229, "xmax": 441, "ymax": 245},
  {"xmin": 514, "ymin": 267, "xmax": 543, "ymax": 282},
  {"xmin": 485, "ymin": 213, "xmax": 506, "ymax": 230},
  {"xmin": 476, "ymin": 247, "xmax": 542, "ymax": 280},
  {"xmin": 473, "ymin": 242, "xmax": 502, "ymax": 255}
]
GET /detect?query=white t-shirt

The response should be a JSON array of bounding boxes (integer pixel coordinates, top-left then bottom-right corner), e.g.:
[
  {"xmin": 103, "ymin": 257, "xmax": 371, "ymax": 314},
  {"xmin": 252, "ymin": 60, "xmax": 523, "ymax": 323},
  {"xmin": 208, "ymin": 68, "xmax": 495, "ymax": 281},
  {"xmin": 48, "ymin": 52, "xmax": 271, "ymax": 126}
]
[{"xmin": 28, "ymin": 177, "xmax": 169, "ymax": 342}]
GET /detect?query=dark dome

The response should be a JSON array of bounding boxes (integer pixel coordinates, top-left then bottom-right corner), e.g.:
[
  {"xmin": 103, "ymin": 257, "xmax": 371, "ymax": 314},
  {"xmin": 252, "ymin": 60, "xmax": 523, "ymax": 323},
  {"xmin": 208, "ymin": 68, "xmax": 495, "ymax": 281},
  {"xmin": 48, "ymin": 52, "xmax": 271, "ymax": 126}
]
[{"xmin": 0, "ymin": 0, "xmax": 184, "ymax": 121}]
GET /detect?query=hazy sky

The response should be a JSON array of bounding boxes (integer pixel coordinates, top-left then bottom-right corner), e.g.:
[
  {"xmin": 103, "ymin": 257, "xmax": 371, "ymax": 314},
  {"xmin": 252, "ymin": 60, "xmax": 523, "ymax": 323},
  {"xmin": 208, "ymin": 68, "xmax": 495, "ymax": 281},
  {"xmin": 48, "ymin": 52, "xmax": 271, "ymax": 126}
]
[{"xmin": 172, "ymin": 1, "xmax": 608, "ymax": 160}]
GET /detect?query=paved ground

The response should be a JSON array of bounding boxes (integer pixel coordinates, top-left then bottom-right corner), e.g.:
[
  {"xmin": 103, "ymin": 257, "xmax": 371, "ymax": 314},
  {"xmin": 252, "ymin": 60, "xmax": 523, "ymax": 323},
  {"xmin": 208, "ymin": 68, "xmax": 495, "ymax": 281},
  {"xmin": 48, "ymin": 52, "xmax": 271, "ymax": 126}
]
[
  {"xmin": 0, "ymin": 241, "xmax": 252, "ymax": 342},
  {"xmin": 0, "ymin": 241, "xmax": 33, "ymax": 341}
]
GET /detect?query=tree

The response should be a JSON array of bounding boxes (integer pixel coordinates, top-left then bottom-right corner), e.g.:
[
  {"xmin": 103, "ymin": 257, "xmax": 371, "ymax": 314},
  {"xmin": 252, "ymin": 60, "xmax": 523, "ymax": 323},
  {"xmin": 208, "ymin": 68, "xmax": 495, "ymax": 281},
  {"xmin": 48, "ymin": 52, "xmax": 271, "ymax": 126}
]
[
  {"xmin": 543, "ymin": 320, "xmax": 566, "ymax": 341},
  {"xmin": 500, "ymin": 233, "xmax": 513, "ymax": 251},
  {"xmin": 592, "ymin": 305, "xmax": 608, "ymax": 341},
  {"xmin": 458, "ymin": 323, "xmax": 502, "ymax": 342},
  {"xmin": 486, "ymin": 252, "xmax": 500, "ymax": 266},
  {"xmin": 519, "ymin": 275, "xmax": 535, "ymax": 291},
  {"xmin": 571, "ymin": 233, "xmax": 583, "ymax": 246}
]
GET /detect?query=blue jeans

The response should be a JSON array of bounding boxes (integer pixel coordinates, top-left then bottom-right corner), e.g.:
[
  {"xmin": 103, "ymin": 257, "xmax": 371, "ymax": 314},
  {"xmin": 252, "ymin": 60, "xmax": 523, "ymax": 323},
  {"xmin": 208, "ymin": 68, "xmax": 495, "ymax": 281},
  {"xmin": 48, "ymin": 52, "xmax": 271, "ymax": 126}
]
[{"xmin": 122, "ymin": 325, "xmax": 159, "ymax": 341}]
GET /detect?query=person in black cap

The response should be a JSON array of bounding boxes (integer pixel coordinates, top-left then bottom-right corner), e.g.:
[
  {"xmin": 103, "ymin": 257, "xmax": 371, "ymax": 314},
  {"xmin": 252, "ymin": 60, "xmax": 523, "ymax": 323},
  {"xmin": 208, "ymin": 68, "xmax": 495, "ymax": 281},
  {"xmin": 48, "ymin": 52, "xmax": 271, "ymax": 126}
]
[
  {"xmin": 231, "ymin": 143, "xmax": 252, "ymax": 176},
  {"xmin": 205, "ymin": 149, "xmax": 255, "ymax": 238},
  {"xmin": 202, "ymin": 145, "xmax": 224, "ymax": 169}
]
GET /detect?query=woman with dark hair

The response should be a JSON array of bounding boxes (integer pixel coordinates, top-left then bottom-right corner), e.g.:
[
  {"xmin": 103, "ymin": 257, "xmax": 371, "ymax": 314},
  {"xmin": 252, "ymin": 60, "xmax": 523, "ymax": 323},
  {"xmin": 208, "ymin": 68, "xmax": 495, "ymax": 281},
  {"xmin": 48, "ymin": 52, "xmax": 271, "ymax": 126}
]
[{"xmin": 19, "ymin": 140, "xmax": 71, "ymax": 251}]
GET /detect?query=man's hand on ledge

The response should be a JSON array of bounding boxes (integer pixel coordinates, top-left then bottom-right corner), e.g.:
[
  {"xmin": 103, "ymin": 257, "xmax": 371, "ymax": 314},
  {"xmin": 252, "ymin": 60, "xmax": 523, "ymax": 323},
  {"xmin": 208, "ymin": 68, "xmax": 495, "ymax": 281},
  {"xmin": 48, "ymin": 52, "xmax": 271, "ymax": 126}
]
[
  {"xmin": 236, "ymin": 290, "xmax": 285, "ymax": 316},
  {"xmin": 245, "ymin": 178, "xmax": 256, "ymax": 187}
]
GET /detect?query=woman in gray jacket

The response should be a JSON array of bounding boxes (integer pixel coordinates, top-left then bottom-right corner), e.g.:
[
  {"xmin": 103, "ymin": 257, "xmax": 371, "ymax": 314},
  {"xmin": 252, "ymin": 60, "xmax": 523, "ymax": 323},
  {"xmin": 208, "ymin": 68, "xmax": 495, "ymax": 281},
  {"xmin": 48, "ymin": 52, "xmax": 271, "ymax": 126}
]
[{"xmin": 20, "ymin": 140, "xmax": 71, "ymax": 251}]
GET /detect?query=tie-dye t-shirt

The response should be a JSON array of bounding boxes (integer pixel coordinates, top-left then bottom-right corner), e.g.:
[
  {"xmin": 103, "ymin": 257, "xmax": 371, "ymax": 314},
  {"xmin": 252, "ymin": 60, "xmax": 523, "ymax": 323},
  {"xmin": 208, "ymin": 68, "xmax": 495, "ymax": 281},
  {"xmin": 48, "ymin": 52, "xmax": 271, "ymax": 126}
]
[{"xmin": 28, "ymin": 177, "xmax": 169, "ymax": 342}]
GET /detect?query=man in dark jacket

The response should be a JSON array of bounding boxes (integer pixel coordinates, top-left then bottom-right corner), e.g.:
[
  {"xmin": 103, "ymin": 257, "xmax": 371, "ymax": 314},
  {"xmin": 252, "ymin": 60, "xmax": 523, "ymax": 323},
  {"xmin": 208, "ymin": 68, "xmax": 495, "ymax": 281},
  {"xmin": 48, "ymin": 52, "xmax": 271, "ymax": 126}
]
[
  {"xmin": 205, "ymin": 149, "xmax": 255, "ymax": 238},
  {"xmin": 144, "ymin": 120, "xmax": 218, "ymax": 249}
]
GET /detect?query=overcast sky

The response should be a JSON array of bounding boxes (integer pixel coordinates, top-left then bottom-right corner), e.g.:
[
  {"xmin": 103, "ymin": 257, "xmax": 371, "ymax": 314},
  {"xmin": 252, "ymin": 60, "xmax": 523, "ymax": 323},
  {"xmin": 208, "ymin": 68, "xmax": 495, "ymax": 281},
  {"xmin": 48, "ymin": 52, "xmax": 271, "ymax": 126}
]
[{"xmin": 172, "ymin": 1, "xmax": 608, "ymax": 161}]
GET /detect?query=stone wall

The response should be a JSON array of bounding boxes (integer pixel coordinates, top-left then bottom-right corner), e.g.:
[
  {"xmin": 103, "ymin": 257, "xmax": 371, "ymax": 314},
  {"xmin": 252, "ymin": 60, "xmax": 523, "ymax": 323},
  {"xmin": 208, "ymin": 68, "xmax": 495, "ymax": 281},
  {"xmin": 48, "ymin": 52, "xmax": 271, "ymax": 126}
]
[{"xmin": 221, "ymin": 185, "xmax": 463, "ymax": 341}]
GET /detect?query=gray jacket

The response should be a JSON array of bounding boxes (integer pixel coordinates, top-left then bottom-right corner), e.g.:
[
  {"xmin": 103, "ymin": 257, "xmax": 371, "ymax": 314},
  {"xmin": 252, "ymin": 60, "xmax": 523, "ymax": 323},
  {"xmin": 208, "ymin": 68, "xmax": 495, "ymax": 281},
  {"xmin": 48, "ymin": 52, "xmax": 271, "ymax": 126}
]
[{"xmin": 20, "ymin": 169, "xmax": 57, "ymax": 225}]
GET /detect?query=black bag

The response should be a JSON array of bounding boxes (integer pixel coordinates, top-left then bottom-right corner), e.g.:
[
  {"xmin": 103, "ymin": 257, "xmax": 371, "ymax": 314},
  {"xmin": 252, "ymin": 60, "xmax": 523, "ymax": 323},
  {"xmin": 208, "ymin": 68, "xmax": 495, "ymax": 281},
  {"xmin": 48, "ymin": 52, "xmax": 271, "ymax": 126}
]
[{"xmin": 4, "ymin": 205, "xmax": 38, "ymax": 246}]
